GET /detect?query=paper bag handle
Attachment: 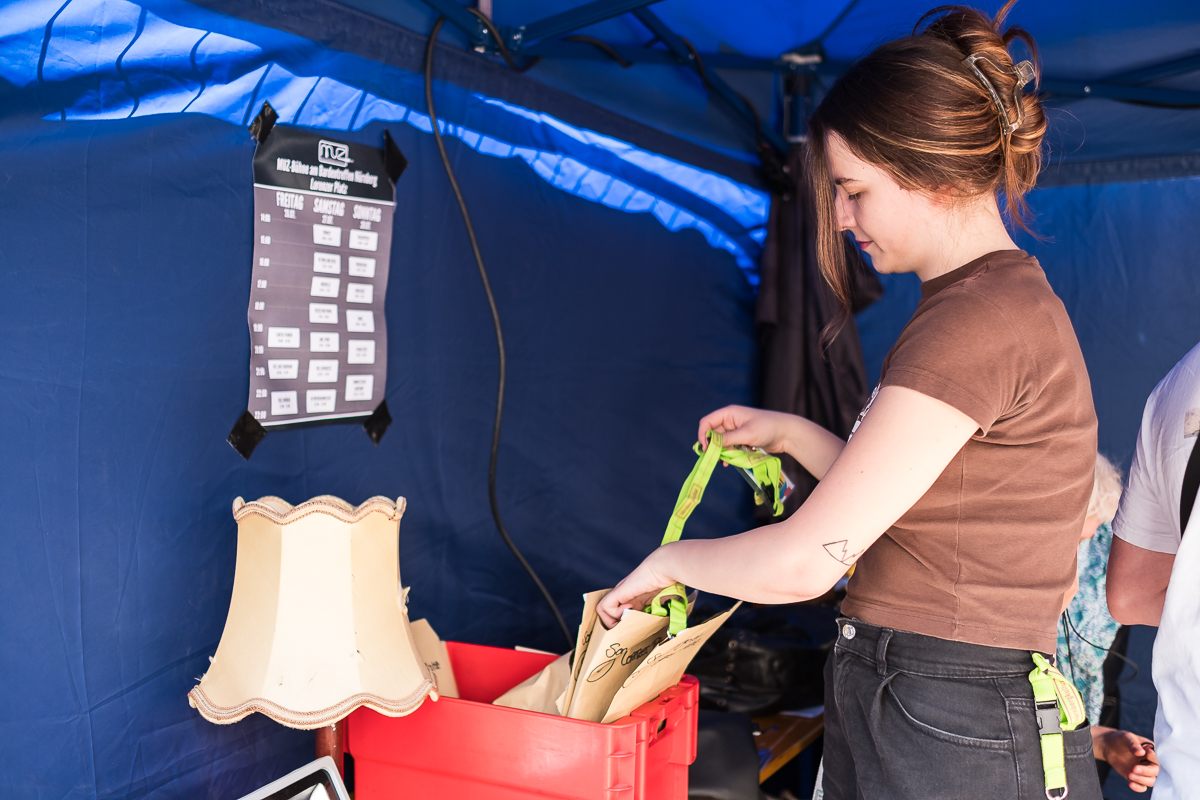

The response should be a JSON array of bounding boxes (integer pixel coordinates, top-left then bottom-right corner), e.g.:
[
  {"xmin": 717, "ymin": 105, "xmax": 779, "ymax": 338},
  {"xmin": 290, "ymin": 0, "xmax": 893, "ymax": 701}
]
[{"xmin": 648, "ymin": 431, "xmax": 785, "ymax": 635}]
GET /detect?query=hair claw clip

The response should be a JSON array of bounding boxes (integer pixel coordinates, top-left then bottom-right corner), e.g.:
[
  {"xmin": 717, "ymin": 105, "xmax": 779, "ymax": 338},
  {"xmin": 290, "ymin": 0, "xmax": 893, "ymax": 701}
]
[
  {"xmin": 963, "ymin": 54, "xmax": 1033, "ymax": 137},
  {"xmin": 1013, "ymin": 60, "xmax": 1036, "ymax": 90}
]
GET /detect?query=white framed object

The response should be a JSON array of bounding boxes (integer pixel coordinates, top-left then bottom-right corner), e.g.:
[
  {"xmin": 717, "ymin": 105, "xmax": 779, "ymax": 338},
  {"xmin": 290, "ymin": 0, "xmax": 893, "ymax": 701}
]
[{"xmin": 235, "ymin": 756, "xmax": 350, "ymax": 800}]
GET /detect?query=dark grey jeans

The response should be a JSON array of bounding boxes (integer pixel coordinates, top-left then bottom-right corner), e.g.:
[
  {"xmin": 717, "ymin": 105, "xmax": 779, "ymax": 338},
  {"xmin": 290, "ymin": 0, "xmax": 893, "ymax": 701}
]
[{"xmin": 822, "ymin": 617, "xmax": 1102, "ymax": 800}]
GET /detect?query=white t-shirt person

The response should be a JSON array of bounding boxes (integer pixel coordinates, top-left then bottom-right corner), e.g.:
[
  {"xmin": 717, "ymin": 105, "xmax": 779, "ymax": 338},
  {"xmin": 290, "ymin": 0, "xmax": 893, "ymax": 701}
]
[{"xmin": 1109, "ymin": 340, "xmax": 1200, "ymax": 799}]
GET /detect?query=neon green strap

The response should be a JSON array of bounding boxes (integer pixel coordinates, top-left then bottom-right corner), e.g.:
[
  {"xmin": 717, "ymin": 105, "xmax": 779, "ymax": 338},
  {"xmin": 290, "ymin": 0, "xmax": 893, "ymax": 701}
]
[
  {"xmin": 648, "ymin": 431, "xmax": 785, "ymax": 636},
  {"xmin": 1029, "ymin": 653, "xmax": 1087, "ymax": 799},
  {"xmin": 649, "ymin": 583, "xmax": 690, "ymax": 639},
  {"xmin": 719, "ymin": 445, "xmax": 785, "ymax": 516}
]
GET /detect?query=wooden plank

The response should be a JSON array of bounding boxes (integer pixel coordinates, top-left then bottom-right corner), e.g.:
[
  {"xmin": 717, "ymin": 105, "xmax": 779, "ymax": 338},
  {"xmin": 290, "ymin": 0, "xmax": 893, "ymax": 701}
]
[{"xmin": 753, "ymin": 713, "xmax": 824, "ymax": 783}]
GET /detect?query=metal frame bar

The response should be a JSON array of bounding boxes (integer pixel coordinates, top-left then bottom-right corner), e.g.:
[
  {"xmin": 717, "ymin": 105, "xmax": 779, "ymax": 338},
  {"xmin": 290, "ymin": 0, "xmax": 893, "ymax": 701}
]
[
  {"xmin": 1106, "ymin": 49, "xmax": 1200, "ymax": 86},
  {"xmin": 631, "ymin": 7, "xmax": 789, "ymax": 153},
  {"xmin": 413, "ymin": 2, "xmax": 1200, "ymax": 163},
  {"xmin": 515, "ymin": 0, "xmax": 666, "ymax": 49},
  {"xmin": 523, "ymin": 40, "xmax": 841, "ymax": 74},
  {"xmin": 1042, "ymin": 49, "xmax": 1200, "ymax": 106},
  {"xmin": 412, "ymin": 0, "xmax": 799, "ymax": 154},
  {"xmin": 415, "ymin": 0, "xmax": 488, "ymax": 47},
  {"xmin": 527, "ymin": 40, "xmax": 1200, "ymax": 106},
  {"xmin": 1041, "ymin": 79, "xmax": 1200, "ymax": 107}
]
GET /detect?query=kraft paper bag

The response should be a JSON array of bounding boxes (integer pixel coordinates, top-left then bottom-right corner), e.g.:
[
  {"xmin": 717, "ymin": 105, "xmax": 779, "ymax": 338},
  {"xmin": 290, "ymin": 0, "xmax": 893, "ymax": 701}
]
[
  {"xmin": 555, "ymin": 589, "xmax": 607, "ymax": 715},
  {"xmin": 487, "ymin": 587, "xmax": 719, "ymax": 723},
  {"xmin": 600, "ymin": 602, "xmax": 741, "ymax": 723},
  {"xmin": 492, "ymin": 650, "xmax": 573, "ymax": 714},
  {"xmin": 562, "ymin": 593, "xmax": 695, "ymax": 723},
  {"xmin": 560, "ymin": 591, "xmax": 699, "ymax": 721},
  {"xmin": 409, "ymin": 618, "xmax": 459, "ymax": 699},
  {"xmin": 565, "ymin": 607, "xmax": 672, "ymax": 722}
]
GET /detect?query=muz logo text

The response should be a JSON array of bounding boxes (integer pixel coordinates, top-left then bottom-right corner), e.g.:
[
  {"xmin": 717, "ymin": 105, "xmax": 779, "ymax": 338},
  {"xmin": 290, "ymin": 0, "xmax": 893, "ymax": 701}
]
[{"xmin": 318, "ymin": 140, "xmax": 353, "ymax": 167}]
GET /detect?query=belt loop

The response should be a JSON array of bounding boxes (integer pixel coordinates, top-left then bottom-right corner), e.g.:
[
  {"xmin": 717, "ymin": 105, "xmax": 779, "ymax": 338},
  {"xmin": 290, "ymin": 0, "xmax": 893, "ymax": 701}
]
[{"xmin": 875, "ymin": 629, "xmax": 893, "ymax": 677}]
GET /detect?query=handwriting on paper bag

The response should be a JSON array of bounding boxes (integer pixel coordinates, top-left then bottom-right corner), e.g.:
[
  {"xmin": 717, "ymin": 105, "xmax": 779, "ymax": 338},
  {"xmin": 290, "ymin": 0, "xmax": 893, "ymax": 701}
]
[
  {"xmin": 620, "ymin": 636, "xmax": 704, "ymax": 688},
  {"xmin": 585, "ymin": 638, "xmax": 666, "ymax": 682},
  {"xmin": 587, "ymin": 659, "xmax": 616, "ymax": 681}
]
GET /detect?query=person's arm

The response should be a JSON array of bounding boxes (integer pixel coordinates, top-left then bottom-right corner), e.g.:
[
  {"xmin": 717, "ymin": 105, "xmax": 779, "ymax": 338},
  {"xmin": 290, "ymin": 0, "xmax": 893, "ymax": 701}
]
[
  {"xmin": 597, "ymin": 386, "xmax": 977, "ymax": 626},
  {"xmin": 1106, "ymin": 380, "xmax": 1180, "ymax": 627},
  {"xmin": 1092, "ymin": 726, "xmax": 1159, "ymax": 793},
  {"xmin": 1106, "ymin": 536, "xmax": 1175, "ymax": 626},
  {"xmin": 1061, "ymin": 572, "xmax": 1080, "ymax": 614},
  {"xmin": 696, "ymin": 406, "xmax": 846, "ymax": 480}
]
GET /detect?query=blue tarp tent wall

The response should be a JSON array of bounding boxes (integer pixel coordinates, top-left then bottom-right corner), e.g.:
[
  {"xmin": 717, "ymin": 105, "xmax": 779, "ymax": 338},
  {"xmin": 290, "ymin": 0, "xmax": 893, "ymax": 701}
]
[{"xmin": 1, "ymin": 0, "xmax": 1198, "ymax": 797}]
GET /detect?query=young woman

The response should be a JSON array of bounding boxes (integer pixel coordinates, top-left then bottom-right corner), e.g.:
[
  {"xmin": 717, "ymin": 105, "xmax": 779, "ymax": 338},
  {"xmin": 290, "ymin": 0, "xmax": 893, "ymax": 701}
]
[{"xmin": 597, "ymin": 3, "xmax": 1103, "ymax": 798}]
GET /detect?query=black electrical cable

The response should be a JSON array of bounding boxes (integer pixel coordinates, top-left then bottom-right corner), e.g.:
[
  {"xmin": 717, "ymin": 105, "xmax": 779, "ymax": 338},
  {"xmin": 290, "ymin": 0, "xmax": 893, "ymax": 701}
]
[
  {"xmin": 425, "ymin": 18, "xmax": 574, "ymax": 651},
  {"xmin": 563, "ymin": 25, "xmax": 791, "ymax": 192},
  {"xmin": 1060, "ymin": 610, "xmax": 1140, "ymax": 685},
  {"xmin": 1061, "ymin": 611, "xmax": 1077, "ymax": 684},
  {"xmin": 678, "ymin": 35, "xmax": 765, "ymax": 136},
  {"xmin": 563, "ymin": 35, "xmax": 633, "ymax": 68},
  {"xmin": 674, "ymin": 35, "xmax": 791, "ymax": 193}
]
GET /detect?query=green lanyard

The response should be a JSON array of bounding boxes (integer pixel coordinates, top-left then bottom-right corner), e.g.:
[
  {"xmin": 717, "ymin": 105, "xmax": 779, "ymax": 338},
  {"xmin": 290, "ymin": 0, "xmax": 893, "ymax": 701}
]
[
  {"xmin": 1028, "ymin": 652, "xmax": 1088, "ymax": 799},
  {"xmin": 648, "ymin": 431, "xmax": 786, "ymax": 636}
]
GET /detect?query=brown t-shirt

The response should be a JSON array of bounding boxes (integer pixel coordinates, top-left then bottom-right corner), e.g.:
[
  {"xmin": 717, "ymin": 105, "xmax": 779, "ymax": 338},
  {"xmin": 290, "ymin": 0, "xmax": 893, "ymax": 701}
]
[{"xmin": 840, "ymin": 250, "xmax": 1097, "ymax": 654}]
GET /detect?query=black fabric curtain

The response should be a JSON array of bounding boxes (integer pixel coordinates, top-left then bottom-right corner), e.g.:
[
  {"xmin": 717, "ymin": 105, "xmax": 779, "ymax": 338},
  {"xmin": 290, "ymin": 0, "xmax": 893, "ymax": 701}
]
[{"xmin": 756, "ymin": 147, "xmax": 883, "ymax": 514}]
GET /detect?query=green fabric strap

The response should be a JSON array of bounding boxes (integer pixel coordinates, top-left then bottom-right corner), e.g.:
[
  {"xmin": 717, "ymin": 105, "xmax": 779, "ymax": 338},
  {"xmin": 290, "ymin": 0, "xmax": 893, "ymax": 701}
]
[
  {"xmin": 718, "ymin": 445, "xmax": 785, "ymax": 516},
  {"xmin": 648, "ymin": 431, "xmax": 785, "ymax": 636},
  {"xmin": 1029, "ymin": 652, "xmax": 1087, "ymax": 799}
]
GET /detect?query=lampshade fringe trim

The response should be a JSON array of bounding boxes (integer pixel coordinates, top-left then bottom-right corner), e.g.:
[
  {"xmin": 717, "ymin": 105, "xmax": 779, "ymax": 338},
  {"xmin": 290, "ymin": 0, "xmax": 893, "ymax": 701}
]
[{"xmin": 186, "ymin": 679, "xmax": 436, "ymax": 729}]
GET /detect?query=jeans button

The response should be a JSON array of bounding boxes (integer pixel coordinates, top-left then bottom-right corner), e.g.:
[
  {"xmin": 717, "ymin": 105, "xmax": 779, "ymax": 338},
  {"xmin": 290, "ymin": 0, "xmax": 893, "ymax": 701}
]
[{"xmin": 842, "ymin": 624, "xmax": 856, "ymax": 640}]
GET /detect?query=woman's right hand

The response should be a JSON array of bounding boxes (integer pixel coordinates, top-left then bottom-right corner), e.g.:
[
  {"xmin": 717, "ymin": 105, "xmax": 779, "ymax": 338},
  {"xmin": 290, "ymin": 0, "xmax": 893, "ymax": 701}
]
[{"xmin": 697, "ymin": 405, "xmax": 797, "ymax": 453}]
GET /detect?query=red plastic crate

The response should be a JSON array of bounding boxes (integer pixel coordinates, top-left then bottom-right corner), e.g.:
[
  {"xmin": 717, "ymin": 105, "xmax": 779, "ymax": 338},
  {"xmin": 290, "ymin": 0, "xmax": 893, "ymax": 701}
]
[{"xmin": 345, "ymin": 641, "xmax": 699, "ymax": 800}]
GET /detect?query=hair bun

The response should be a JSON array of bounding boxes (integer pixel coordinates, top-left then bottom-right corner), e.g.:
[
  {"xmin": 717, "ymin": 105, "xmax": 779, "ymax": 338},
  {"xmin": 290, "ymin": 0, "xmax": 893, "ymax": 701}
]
[
  {"xmin": 804, "ymin": 0, "xmax": 1047, "ymax": 335},
  {"xmin": 919, "ymin": 1, "xmax": 1042, "ymax": 132},
  {"xmin": 916, "ymin": 1, "xmax": 1046, "ymax": 185}
]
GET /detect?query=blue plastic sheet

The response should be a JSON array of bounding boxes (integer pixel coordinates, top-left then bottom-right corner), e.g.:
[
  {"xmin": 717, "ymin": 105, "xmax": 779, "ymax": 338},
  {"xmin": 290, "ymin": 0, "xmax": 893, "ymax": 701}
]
[
  {"xmin": 0, "ymin": 64, "xmax": 761, "ymax": 800},
  {"xmin": 0, "ymin": 0, "xmax": 769, "ymax": 278},
  {"xmin": 2, "ymin": 0, "xmax": 1199, "ymax": 797}
]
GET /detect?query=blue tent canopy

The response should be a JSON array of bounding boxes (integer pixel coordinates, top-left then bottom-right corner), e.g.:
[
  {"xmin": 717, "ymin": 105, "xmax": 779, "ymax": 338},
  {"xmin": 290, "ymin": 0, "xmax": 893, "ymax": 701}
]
[
  {"xmin": 325, "ymin": 0, "xmax": 1200, "ymax": 171},
  {"xmin": 1, "ymin": 0, "xmax": 1197, "ymax": 797}
]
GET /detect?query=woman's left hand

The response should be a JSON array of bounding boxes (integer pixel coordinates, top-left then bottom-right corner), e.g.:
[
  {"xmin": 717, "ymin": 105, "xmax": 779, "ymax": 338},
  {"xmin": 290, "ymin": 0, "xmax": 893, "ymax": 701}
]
[
  {"xmin": 1095, "ymin": 727, "xmax": 1159, "ymax": 792},
  {"xmin": 597, "ymin": 549, "xmax": 675, "ymax": 629}
]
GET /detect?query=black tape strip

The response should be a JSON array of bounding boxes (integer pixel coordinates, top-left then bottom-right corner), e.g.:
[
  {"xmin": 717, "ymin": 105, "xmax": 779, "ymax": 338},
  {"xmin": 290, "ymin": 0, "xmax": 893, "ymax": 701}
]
[
  {"xmin": 363, "ymin": 400, "xmax": 393, "ymax": 446},
  {"xmin": 227, "ymin": 409, "xmax": 267, "ymax": 460},
  {"xmin": 383, "ymin": 129, "xmax": 408, "ymax": 185},
  {"xmin": 249, "ymin": 101, "xmax": 278, "ymax": 143}
]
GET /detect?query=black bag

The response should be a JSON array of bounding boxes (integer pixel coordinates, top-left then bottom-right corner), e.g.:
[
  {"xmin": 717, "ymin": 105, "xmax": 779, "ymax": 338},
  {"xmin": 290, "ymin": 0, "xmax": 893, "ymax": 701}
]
[
  {"xmin": 687, "ymin": 603, "xmax": 839, "ymax": 717},
  {"xmin": 1181, "ymin": 432, "xmax": 1200, "ymax": 534},
  {"xmin": 688, "ymin": 711, "xmax": 766, "ymax": 800}
]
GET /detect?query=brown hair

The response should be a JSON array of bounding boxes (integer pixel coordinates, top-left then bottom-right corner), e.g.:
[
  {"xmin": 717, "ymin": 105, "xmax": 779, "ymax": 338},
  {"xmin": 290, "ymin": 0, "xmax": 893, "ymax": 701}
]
[{"xmin": 806, "ymin": 1, "xmax": 1045, "ymax": 338}]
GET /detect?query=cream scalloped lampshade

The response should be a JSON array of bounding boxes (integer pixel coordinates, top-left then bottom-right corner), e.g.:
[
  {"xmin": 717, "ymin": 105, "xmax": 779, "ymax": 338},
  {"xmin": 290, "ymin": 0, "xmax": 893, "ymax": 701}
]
[{"xmin": 188, "ymin": 495, "xmax": 436, "ymax": 729}]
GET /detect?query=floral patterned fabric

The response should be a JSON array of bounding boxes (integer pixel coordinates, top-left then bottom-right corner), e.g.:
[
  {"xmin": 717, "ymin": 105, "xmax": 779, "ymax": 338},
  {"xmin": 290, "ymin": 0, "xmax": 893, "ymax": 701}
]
[{"xmin": 1056, "ymin": 521, "xmax": 1121, "ymax": 724}]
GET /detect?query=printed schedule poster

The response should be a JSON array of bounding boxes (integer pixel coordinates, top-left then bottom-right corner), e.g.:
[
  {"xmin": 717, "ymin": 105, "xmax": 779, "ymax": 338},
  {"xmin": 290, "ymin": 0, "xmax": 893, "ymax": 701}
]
[{"xmin": 245, "ymin": 127, "xmax": 393, "ymax": 426}]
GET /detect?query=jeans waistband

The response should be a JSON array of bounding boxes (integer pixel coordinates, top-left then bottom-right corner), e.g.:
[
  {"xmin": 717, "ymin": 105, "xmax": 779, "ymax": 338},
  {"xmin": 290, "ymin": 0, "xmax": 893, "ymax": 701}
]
[{"xmin": 835, "ymin": 617, "xmax": 1040, "ymax": 679}]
